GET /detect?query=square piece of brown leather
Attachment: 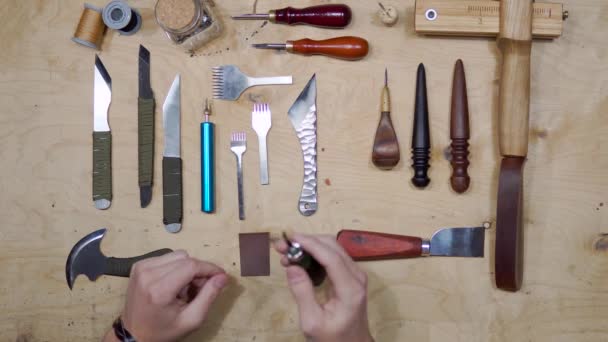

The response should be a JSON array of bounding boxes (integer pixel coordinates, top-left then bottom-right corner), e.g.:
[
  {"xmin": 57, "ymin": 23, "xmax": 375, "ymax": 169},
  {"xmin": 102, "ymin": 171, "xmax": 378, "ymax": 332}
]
[{"xmin": 239, "ymin": 232, "xmax": 270, "ymax": 276}]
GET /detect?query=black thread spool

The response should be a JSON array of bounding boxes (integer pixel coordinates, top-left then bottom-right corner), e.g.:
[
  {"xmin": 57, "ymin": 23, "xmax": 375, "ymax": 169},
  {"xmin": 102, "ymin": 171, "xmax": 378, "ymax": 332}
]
[
  {"xmin": 411, "ymin": 63, "xmax": 431, "ymax": 188},
  {"xmin": 102, "ymin": 0, "xmax": 142, "ymax": 36}
]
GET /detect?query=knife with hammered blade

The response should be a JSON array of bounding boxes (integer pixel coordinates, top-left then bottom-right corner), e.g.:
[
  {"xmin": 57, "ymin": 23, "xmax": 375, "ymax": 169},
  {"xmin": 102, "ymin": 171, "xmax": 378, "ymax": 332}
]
[
  {"xmin": 138, "ymin": 45, "xmax": 155, "ymax": 208},
  {"xmin": 288, "ymin": 74, "xmax": 318, "ymax": 216},
  {"xmin": 93, "ymin": 55, "xmax": 112, "ymax": 210},
  {"xmin": 162, "ymin": 75, "xmax": 182, "ymax": 233}
]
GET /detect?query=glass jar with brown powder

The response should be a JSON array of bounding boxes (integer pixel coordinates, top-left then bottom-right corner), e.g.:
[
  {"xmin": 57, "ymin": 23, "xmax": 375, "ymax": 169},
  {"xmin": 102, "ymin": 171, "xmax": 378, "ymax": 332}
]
[{"xmin": 155, "ymin": 0, "xmax": 222, "ymax": 52}]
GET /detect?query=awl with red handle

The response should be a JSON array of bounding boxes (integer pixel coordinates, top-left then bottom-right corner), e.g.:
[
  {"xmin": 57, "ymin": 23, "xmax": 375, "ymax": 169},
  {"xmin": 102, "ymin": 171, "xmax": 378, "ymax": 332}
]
[
  {"xmin": 252, "ymin": 36, "xmax": 369, "ymax": 61},
  {"xmin": 233, "ymin": 4, "xmax": 352, "ymax": 28},
  {"xmin": 337, "ymin": 223, "xmax": 489, "ymax": 261}
]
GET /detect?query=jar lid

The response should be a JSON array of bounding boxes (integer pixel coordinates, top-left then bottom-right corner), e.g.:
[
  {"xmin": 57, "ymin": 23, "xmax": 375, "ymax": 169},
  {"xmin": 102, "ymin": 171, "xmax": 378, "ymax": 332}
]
[{"xmin": 155, "ymin": 0, "xmax": 197, "ymax": 31}]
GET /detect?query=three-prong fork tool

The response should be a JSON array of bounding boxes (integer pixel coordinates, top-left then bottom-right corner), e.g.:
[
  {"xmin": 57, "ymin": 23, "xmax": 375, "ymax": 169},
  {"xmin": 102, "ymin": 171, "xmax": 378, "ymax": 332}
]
[
  {"xmin": 252, "ymin": 103, "xmax": 271, "ymax": 185},
  {"xmin": 230, "ymin": 132, "xmax": 247, "ymax": 220}
]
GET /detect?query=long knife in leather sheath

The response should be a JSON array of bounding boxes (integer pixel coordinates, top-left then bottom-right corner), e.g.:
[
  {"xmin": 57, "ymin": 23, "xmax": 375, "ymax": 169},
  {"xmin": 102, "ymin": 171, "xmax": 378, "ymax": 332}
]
[
  {"xmin": 288, "ymin": 74, "xmax": 318, "ymax": 216},
  {"xmin": 138, "ymin": 45, "xmax": 155, "ymax": 208},
  {"xmin": 162, "ymin": 75, "xmax": 182, "ymax": 233},
  {"xmin": 93, "ymin": 55, "xmax": 112, "ymax": 210}
]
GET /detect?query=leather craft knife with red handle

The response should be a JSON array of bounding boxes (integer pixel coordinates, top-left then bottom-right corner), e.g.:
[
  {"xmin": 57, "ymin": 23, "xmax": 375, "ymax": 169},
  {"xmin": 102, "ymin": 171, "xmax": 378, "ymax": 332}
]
[{"xmin": 337, "ymin": 224, "xmax": 488, "ymax": 261}]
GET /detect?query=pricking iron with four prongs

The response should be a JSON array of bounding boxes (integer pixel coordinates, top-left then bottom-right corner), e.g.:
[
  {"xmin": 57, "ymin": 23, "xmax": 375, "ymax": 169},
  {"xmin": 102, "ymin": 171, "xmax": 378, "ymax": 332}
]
[{"xmin": 212, "ymin": 65, "xmax": 292, "ymax": 101}]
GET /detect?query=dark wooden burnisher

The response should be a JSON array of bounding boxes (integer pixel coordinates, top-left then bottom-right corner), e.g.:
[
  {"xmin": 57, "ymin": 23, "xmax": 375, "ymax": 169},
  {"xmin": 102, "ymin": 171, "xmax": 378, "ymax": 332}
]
[
  {"xmin": 411, "ymin": 63, "xmax": 431, "ymax": 188},
  {"xmin": 450, "ymin": 59, "xmax": 471, "ymax": 193}
]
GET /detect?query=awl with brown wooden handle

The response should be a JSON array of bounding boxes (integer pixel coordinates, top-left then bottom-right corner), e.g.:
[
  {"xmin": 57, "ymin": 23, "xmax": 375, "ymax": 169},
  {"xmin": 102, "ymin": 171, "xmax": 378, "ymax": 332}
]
[
  {"xmin": 337, "ymin": 223, "xmax": 489, "ymax": 261},
  {"xmin": 372, "ymin": 68, "xmax": 400, "ymax": 169},
  {"xmin": 252, "ymin": 36, "xmax": 369, "ymax": 61},
  {"xmin": 233, "ymin": 4, "xmax": 352, "ymax": 28}
]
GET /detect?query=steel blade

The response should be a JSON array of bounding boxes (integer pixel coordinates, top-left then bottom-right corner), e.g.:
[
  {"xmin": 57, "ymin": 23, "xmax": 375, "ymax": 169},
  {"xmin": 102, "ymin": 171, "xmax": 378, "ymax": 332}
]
[
  {"xmin": 288, "ymin": 74, "xmax": 316, "ymax": 130},
  {"xmin": 138, "ymin": 45, "xmax": 152, "ymax": 99},
  {"xmin": 429, "ymin": 226, "xmax": 485, "ymax": 257},
  {"xmin": 163, "ymin": 75, "xmax": 181, "ymax": 158},
  {"xmin": 94, "ymin": 55, "xmax": 111, "ymax": 132},
  {"xmin": 65, "ymin": 228, "xmax": 107, "ymax": 289}
]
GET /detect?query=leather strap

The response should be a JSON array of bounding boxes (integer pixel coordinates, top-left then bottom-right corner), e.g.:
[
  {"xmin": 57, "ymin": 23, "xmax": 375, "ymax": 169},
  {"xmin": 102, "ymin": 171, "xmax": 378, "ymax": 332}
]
[
  {"xmin": 113, "ymin": 317, "xmax": 137, "ymax": 342},
  {"xmin": 495, "ymin": 156, "xmax": 525, "ymax": 291}
]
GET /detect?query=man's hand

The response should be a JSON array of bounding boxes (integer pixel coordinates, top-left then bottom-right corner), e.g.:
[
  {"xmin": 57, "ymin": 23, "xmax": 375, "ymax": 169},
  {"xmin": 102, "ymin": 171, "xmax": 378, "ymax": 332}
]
[
  {"xmin": 274, "ymin": 234, "xmax": 374, "ymax": 342},
  {"xmin": 111, "ymin": 251, "xmax": 229, "ymax": 342}
]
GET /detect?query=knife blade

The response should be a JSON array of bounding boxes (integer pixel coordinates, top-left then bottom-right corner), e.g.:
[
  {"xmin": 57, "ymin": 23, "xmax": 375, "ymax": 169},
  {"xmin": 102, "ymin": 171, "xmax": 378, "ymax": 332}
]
[
  {"xmin": 337, "ymin": 223, "xmax": 489, "ymax": 260},
  {"xmin": 162, "ymin": 75, "xmax": 182, "ymax": 233},
  {"xmin": 138, "ymin": 45, "xmax": 155, "ymax": 208},
  {"xmin": 288, "ymin": 74, "xmax": 318, "ymax": 216},
  {"xmin": 93, "ymin": 55, "xmax": 112, "ymax": 210}
]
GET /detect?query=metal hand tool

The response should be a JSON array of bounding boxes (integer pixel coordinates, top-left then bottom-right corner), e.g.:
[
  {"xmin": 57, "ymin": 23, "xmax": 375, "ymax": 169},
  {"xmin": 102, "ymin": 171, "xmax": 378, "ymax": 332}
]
[
  {"xmin": 411, "ymin": 63, "xmax": 431, "ymax": 188},
  {"xmin": 232, "ymin": 4, "xmax": 352, "ymax": 28},
  {"xmin": 372, "ymin": 68, "xmax": 400, "ymax": 169},
  {"xmin": 162, "ymin": 75, "xmax": 182, "ymax": 233},
  {"xmin": 138, "ymin": 45, "xmax": 155, "ymax": 208},
  {"xmin": 201, "ymin": 99, "xmax": 215, "ymax": 213},
  {"xmin": 252, "ymin": 103, "xmax": 271, "ymax": 185},
  {"xmin": 283, "ymin": 232, "xmax": 326, "ymax": 286},
  {"xmin": 230, "ymin": 132, "xmax": 247, "ymax": 220},
  {"xmin": 252, "ymin": 36, "xmax": 369, "ymax": 61},
  {"xmin": 449, "ymin": 59, "xmax": 471, "ymax": 193},
  {"xmin": 337, "ymin": 222, "xmax": 490, "ymax": 261},
  {"xmin": 212, "ymin": 65, "xmax": 292, "ymax": 101},
  {"xmin": 66, "ymin": 228, "xmax": 172, "ymax": 289},
  {"xmin": 93, "ymin": 55, "xmax": 112, "ymax": 210},
  {"xmin": 288, "ymin": 75, "xmax": 318, "ymax": 216}
]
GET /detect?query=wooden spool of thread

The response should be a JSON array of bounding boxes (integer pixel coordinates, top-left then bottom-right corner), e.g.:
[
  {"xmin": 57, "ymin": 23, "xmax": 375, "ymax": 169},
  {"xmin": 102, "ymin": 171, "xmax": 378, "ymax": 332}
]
[{"xmin": 72, "ymin": 3, "xmax": 106, "ymax": 49}]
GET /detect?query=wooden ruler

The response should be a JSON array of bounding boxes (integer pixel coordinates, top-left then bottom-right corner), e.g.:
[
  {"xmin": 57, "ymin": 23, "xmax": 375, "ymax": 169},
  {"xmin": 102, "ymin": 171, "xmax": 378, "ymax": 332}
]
[{"xmin": 415, "ymin": 0, "xmax": 564, "ymax": 39}]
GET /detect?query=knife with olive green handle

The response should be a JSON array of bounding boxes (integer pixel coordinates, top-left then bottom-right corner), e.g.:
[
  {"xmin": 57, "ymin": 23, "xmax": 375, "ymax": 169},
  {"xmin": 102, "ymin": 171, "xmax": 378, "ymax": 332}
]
[
  {"xmin": 138, "ymin": 45, "xmax": 155, "ymax": 208},
  {"xmin": 162, "ymin": 75, "xmax": 182, "ymax": 233},
  {"xmin": 93, "ymin": 55, "xmax": 112, "ymax": 210}
]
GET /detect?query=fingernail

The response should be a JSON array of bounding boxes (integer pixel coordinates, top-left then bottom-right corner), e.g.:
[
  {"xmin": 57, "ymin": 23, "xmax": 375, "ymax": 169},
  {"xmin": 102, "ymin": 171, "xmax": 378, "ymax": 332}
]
[{"xmin": 212, "ymin": 274, "xmax": 228, "ymax": 289}]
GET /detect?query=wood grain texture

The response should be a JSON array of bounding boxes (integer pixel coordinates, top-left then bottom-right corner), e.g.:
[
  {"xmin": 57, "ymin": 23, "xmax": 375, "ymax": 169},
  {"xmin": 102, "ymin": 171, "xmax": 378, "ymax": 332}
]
[
  {"xmin": 415, "ymin": 0, "xmax": 564, "ymax": 39},
  {"xmin": 0, "ymin": 0, "xmax": 607, "ymax": 341},
  {"xmin": 498, "ymin": 0, "xmax": 533, "ymax": 157},
  {"xmin": 289, "ymin": 36, "xmax": 369, "ymax": 60},
  {"xmin": 337, "ymin": 230, "xmax": 424, "ymax": 260}
]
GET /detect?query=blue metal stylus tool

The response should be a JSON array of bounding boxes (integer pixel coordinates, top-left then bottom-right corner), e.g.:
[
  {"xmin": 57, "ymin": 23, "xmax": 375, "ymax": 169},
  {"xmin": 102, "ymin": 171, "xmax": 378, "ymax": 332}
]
[{"xmin": 201, "ymin": 99, "xmax": 215, "ymax": 213}]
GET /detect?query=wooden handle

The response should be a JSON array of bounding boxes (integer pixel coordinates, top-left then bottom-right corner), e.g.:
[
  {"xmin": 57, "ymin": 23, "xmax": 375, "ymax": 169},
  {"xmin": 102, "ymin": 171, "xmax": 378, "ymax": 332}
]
[
  {"xmin": 498, "ymin": 0, "xmax": 533, "ymax": 157},
  {"xmin": 337, "ymin": 230, "xmax": 423, "ymax": 261},
  {"xmin": 290, "ymin": 36, "xmax": 369, "ymax": 61},
  {"xmin": 411, "ymin": 64, "xmax": 431, "ymax": 188},
  {"xmin": 450, "ymin": 59, "xmax": 471, "ymax": 193},
  {"xmin": 372, "ymin": 111, "xmax": 400, "ymax": 169},
  {"xmin": 274, "ymin": 4, "xmax": 352, "ymax": 28}
]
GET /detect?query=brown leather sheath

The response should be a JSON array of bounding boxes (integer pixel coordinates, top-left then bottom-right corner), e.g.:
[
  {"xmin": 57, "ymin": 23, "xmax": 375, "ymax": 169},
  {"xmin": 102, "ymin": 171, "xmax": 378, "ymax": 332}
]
[{"xmin": 495, "ymin": 156, "xmax": 525, "ymax": 291}]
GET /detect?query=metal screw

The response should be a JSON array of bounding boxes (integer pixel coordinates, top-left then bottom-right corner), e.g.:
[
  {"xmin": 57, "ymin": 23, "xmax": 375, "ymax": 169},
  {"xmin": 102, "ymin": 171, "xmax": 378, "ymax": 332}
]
[{"xmin": 425, "ymin": 8, "xmax": 437, "ymax": 21}]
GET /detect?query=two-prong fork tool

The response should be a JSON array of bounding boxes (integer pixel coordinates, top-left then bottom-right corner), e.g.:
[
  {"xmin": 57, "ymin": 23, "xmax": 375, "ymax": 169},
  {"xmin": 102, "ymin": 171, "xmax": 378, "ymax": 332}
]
[
  {"xmin": 252, "ymin": 103, "xmax": 271, "ymax": 185},
  {"xmin": 212, "ymin": 65, "xmax": 292, "ymax": 101},
  {"xmin": 230, "ymin": 132, "xmax": 247, "ymax": 220}
]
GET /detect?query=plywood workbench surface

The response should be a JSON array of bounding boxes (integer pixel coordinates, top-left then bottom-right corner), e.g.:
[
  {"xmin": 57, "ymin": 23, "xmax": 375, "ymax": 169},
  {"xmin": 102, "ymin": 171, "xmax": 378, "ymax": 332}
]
[{"xmin": 1, "ymin": 0, "xmax": 606, "ymax": 341}]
